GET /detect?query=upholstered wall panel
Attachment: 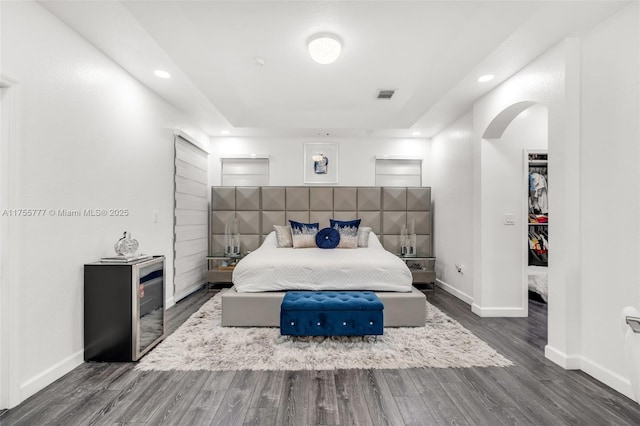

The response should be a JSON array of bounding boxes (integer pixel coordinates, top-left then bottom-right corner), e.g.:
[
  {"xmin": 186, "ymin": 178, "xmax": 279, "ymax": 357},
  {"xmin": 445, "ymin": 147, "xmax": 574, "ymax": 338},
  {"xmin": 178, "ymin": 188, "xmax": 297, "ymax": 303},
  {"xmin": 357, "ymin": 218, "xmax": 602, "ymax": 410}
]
[
  {"xmin": 416, "ymin": 235, "xmax": 432, "ymax": 256},
  {"xmin": 236, "ymin": 211, "xmax": 260, "ymax": 235},
  {"xmin": 382, "ymin": 235, "xmax": 401, "ymax": 254},
  {"xmin": 262, "ymin": 211, "xmax": 285, "ymax": 236},
  {"xmin": 212, "ymin": 187, "xmax": 235, "ymax": 210},
  {"xmin": 383, "ymin": 211, "xmax": 407, "ymax": 235},
  {"xmin": 211, "ymin": 186, "xmax": 432, "ymax": 257},
  {"xmin": 310, "ymin": 211, "xmax": 333, "ymax": 228},
  {"xmin": 407, "ymin": 211, "xmax": 431, "ymax": 234},
  {"xmin": 236, "ymin": 187, "xmax": 260, "ymax": 211},
  {"xmin": 333, "ymin": 211, "xmax": 358, "ymax": 221},
  {"xmin": 334, "ymin": 187, "xmax": 357, "ymax": 211},
  {"xmin": 383, "ymin": 187, "xmax": 407, "ymax": 211},
  {"xmin": 310, "ymin": 187, "xmax": 333, "ymax": 210},
  {"xmin": 240, "ymin": 235, "xmax": 261, "ymax": 253},
  {"xmin": 286, "ymin": 187, "xmax": 309, "ymax": 211},
  {"xmin": 358, "ymin": 211, "xmax": 381, "ymax": 235},
  {"xmin": 286, "ymin": 211, "xmax": 310, "ymax": 224},
  {"xmin": 407, "ymin": 187, "xmax": 431, "ymax": 211},
  {"xmin": 211, "ymin": 210, "xmax": 235, "ymax": 234},
  {"xmin": 262, "ymin": 187, "xmax": 285, "ymax": 210},
  {"xmin": 358, "ymin": 187, "xmax": 381, "ymax": 211},
  {"xmin": 211, "ymin": 234, "xmax": 225, "ymax": 254}
]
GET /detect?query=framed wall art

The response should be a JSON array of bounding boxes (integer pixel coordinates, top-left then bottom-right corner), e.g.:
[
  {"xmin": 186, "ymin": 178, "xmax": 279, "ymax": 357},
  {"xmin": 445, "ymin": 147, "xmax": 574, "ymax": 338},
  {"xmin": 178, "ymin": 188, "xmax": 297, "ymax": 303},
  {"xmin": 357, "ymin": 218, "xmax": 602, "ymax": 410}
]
[{"xmin": 303, "ymin": 143, "xmax": 338, "ymax": 184}]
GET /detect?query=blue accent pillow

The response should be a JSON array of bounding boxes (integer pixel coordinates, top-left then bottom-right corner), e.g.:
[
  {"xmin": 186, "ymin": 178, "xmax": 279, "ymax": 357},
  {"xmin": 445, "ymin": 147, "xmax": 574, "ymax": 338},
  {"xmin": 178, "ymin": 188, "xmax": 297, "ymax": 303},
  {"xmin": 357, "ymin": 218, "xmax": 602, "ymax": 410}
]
[
  {"xmin": 330, "ymin": 219, "xmax": 361, "ymax": 248},
  {"xmin": 288, "ymin": 220, "xmax": 320, "ymax": 248},
  {"xmin": 315, "ymin": 227, "xmax": 340, "ymax": 249}
]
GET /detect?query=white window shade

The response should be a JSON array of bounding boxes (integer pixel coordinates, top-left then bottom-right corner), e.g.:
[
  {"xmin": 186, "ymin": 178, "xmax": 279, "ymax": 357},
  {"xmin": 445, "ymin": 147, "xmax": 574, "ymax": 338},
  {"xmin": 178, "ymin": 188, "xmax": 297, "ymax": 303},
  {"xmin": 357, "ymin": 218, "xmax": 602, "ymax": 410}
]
[
  {"xmin": 174, "ymin": 136, "xmax": 208, "ymax": 301},
  {"xmin": 222, "ymin": 158, "xmax": 269, "ymax": 186},
  {"xmin": 375, "ymin": 158, "xmax": 422, "ymax": 187}
]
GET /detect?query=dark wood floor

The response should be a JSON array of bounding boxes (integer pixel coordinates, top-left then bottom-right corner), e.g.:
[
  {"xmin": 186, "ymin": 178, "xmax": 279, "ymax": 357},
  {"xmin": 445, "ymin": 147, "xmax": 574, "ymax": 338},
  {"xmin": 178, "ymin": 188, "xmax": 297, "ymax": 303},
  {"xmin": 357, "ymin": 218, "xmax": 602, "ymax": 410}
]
[{"xmin": 2, "ymin": 288, "xmax": 640, "ymax": 425}]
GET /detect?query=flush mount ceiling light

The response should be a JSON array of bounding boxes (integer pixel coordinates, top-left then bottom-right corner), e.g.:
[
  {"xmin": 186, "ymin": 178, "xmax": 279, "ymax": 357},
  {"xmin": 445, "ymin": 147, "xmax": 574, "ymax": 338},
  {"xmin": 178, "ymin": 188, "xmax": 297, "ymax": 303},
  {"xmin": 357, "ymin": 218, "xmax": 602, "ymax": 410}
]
[
  {"xmin": 220, "ymin": 130, "xmax": 230, "ymax": 135},
  {"xmin": 307, "ymin": 34, "xmax": 342, "ymax": 64},
  {"xmin": 412, "ymin": 131, "xmax": 422, "ymax": 136},
  {"xmin": 154, "ymin": 70, "xmax": 171, "ymax": 79},
  {"xmin": 477, "ymin": 74, "xmax": 495, "ymax": 83}
]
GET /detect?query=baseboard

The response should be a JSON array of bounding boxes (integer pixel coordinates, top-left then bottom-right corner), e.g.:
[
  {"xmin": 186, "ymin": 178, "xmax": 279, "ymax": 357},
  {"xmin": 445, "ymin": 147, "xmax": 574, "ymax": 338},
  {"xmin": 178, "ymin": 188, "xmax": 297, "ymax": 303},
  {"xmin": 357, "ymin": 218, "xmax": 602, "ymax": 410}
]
[
  {"xmin": 471, "ymin": 303, "xmax": 527, "ymax": 317},
  {"xmin": 580, "ymin": 356, "xmax": 634, "ymax": 401},
  {"xmin": 435, "ymin": 279, "xmax": 473, "ymax": 305},
  {"xmin": 173, "ymin": 283, "xmax": 205, "ymax": 303},
  {"xmin": 545, "ymin": 345, "xmax": 635, "ymax": 400},
  {"xmin": 20, "ymin": 349, "xmax": 83, "ymax": 402},
  {"xmin": 544, "ymin": 345, "xmax": 581, "ymax": 369},
  {"xmin": 166, "ymin": 296, "xmax": 175, "ymax": 309}
]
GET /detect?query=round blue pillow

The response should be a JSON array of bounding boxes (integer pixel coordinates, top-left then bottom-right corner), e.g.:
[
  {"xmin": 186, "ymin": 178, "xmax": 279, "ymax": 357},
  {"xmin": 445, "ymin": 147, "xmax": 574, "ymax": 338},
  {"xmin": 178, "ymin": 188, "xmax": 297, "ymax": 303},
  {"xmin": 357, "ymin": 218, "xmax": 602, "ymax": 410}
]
[{"xmin": 315, "ymin": 227, "xmax": 340, "ymax": 249}]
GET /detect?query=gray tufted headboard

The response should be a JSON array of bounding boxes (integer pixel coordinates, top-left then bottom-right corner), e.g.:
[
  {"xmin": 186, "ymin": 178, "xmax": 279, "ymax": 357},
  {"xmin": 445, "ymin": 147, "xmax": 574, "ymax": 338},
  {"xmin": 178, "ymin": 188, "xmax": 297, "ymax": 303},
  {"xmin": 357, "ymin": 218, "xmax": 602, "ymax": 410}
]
[{"xmin": 210, "ymin": 186, "xmax": 432, "ymax": 256}]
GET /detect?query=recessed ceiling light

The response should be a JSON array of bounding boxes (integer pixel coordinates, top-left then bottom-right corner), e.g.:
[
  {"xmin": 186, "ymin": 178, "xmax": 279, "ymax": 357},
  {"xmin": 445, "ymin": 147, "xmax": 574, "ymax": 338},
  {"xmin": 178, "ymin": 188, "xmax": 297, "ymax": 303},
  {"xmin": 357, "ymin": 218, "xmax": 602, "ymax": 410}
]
[
  {"xmin": 477, "ymin": 74, "xmax": 494, "ymax": 83},
  {"xmin": 154, "ymin": 70, "xmax": 171, "ymax": 79},
  {"xmin": 220, "ymin": 130, "xmax": 230, "ymax": 135},
  {"xmin": 307, "ymin": 34, "xmax": 342, "ymax": 65},
  {"xmin": 412, "ymin": 131, "xmax": 422, "ymax": 136}
]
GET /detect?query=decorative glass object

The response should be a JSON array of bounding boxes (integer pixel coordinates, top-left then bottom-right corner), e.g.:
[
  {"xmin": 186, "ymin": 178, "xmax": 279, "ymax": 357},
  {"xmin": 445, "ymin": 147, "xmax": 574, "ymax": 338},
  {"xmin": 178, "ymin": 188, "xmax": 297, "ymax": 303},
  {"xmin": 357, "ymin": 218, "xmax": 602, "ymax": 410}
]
[
  {"xmin": 225, "ymin": 218, "xmax": 241, "ymax": 257},
  {"xmin": 400, "ymin": 225, "xmax": 408, "ymax": 256},
  {"xmin": 407, "ymin": 219, "xmax": 417, "ymax": 257},
  {"xmin": 114, "ymin": 231, "xmax": 139, "ymax": 256},
  {"xmin": 408, "ymin": 233, "xmax": 417, "ymax": 257}
]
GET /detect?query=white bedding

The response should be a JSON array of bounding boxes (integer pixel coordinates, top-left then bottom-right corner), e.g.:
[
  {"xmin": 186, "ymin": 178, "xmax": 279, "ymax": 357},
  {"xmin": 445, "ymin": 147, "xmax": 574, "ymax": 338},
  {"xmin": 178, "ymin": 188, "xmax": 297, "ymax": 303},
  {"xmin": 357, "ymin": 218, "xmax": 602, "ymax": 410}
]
[
  {"xmin": 232, "ymin": 231, "xmax": 413, "ymax": 293},
  {"xmin": 528, "ymin": 265, "xmax": 548, "ymax": 302}
]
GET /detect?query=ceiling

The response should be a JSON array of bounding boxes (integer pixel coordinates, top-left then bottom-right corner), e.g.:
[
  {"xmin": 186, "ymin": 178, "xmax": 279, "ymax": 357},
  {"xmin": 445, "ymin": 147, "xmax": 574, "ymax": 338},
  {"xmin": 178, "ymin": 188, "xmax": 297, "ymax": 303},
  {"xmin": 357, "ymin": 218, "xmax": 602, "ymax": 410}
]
[{"xmin": 40, "ymin": 1, "xmax": 627, "ymax": 138}]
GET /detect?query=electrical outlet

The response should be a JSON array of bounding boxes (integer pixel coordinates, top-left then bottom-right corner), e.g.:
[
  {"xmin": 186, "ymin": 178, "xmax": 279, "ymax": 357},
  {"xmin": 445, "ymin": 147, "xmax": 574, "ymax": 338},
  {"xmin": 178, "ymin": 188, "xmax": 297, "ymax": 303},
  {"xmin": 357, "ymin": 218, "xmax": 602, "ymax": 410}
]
[{"xmin": 504, "ymin": 214, "xmax": 516, "ymax": 225}]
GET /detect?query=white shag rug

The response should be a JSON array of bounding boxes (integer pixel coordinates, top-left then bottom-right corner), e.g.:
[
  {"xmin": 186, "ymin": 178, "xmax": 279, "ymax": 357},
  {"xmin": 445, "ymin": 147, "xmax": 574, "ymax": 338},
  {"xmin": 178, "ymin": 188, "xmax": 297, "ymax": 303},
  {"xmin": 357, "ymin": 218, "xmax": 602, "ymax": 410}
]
[{"xmin": 137, "ymin": 292, "xmax": 512, "ymax": 371}]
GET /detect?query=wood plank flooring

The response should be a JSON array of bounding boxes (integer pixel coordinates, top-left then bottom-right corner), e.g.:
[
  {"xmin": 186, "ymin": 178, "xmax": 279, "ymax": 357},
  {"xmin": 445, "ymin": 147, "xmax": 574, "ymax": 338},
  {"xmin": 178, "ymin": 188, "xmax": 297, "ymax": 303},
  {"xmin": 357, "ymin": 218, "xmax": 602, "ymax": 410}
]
[{"xmin": 2, "ymin": 288, "xmax": 640, "ymax": 425}]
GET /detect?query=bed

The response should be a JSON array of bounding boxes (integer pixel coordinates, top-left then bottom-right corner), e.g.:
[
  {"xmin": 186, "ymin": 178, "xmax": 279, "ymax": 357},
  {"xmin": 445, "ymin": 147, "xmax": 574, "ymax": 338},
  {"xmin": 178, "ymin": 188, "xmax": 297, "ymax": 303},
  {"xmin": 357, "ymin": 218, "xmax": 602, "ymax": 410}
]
[
  {"xmin": 232, "ymin": 231, "xmax": 412, "ymax": 293},
  {"xmin": 528, "ymin": 265, "xmax": 548, "ymax": 302},
  {"xmin": 210, "ymin": 186, "xmax": 432, "ymax": 327}
]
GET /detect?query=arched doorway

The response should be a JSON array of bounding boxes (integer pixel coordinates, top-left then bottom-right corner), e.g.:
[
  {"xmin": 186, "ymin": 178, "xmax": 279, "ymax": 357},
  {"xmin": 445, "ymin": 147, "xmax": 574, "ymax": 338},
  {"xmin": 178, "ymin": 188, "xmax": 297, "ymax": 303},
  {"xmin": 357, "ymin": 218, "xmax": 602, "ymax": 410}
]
[{"xmin": 475, "ymin": 102, "xmax": 549, "ymax": 323}]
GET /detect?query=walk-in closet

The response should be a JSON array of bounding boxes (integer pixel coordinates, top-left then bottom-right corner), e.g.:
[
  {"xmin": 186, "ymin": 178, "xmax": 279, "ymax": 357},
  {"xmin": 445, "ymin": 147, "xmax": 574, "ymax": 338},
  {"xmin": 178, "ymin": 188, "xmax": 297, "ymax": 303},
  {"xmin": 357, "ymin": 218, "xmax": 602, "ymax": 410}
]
[{"xmin": 527, "ymin": 152, "xmax": 548, "ymax": 303}]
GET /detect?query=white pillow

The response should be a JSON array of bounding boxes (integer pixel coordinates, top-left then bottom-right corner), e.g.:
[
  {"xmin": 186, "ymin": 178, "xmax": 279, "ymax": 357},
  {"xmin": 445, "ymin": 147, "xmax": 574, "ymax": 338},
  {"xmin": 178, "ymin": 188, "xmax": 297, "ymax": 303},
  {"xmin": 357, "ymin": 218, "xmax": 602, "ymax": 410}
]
[{"xmin": 357, "ymin": 227, "xmax": 372, "ymax": 247}]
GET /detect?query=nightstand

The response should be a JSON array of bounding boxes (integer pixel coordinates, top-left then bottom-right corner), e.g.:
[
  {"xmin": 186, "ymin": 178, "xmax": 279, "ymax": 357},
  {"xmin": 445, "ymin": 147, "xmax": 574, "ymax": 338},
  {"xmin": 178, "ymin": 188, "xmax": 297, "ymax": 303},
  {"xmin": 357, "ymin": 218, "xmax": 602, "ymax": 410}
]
[
  {"xmin": 399, "ymin": 254, "xmax": 436, "ymax": 290},
  {"xmin": 206, "ymin": 254, "xmax": 243, "ymax": 284}
]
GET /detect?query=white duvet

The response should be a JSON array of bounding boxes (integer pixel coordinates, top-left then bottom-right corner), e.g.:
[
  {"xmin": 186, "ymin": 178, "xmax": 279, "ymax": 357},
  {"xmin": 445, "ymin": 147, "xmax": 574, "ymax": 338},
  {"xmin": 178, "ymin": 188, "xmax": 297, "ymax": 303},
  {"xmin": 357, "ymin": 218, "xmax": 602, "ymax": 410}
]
[{"xmin": 232, "ymin": 231, "xmax": 413, "ymax": 293}]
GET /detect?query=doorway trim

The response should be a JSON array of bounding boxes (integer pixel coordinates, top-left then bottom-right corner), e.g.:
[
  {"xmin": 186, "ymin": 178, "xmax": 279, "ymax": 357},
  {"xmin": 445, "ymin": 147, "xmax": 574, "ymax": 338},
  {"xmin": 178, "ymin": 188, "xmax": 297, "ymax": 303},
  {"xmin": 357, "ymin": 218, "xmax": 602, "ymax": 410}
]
[
  {"xmin": 0, "ymin": 74, "xmax": 21, "ymax": 409},
  {"xmin": 523, "ymin": 149, "xmax": 549, "ymax": 317}
]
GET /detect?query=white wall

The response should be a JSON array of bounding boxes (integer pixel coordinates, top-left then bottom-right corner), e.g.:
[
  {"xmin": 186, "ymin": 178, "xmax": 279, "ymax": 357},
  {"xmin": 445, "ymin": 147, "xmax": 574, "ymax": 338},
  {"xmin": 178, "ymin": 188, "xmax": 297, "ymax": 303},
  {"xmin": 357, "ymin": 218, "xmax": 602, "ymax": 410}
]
[
  {"xmin": 473, "ymin": 44, "xmax": 567, "ymax": 318},
  {"xmin": 480, "ymin": 105, "xmax": 548, "ymax": 311},
  {"xmin": 209, "ymin": 137, "xmax": 430, "ymax": 187},
  {"xmin": 432, "ymin": 106, "xmax": 548, "ymax": 306},
  {"xmin": 1, "ymin": 2, "xmax": 207, "ymax": 406},
  {"xmin": 430, "ymin": 3, "xmax": 640, "ymax": 399},
  {"xmin": 430, "ymin": 112, "xmax": 474, "ymax": 303},
  {"xmin": 578, "ymin": 3, "xmax": 640, "ymax": 396}
]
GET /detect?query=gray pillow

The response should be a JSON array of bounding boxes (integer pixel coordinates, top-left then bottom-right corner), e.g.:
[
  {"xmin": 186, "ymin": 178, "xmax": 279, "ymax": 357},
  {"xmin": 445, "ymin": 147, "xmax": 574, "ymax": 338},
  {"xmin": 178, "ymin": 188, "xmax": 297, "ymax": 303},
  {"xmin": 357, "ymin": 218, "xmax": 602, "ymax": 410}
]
[{"xmin": 273, "ymin": 225, "xmax": 293, "ymax": 248}]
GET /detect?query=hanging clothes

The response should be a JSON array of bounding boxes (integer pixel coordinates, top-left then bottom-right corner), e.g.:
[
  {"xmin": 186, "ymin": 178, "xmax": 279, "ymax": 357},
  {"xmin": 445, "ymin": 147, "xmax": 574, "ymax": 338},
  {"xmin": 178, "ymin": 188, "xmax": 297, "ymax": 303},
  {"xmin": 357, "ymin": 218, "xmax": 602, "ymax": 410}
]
[{"xmin": 530, "ymin": 172, "xmax": 548, "ymax": 214}]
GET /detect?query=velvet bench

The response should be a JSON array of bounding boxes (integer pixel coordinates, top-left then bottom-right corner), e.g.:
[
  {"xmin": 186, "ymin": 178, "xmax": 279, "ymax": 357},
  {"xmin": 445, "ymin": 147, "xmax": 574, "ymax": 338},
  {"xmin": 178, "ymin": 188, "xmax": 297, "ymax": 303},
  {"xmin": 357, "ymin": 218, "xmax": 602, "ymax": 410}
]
[{"xmin": 280, "ymin": 291, "xmax": 384, "ymax": 336}]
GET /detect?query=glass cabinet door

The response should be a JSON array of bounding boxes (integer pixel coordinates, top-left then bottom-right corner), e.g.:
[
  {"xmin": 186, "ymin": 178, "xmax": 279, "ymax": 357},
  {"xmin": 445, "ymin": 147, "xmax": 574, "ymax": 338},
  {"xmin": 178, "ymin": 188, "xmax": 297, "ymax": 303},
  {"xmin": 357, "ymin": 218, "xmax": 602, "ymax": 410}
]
[{"xmin": 136, "ymin": 258, "xmax": 164, "ymax": 356}]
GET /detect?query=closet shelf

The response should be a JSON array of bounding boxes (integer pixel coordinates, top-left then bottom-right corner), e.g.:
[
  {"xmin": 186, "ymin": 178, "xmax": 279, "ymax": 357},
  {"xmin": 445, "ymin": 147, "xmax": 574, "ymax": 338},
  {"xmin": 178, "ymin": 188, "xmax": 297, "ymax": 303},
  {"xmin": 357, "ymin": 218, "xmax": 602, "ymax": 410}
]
[{"xmin": 528, "ymin": 223, "xmax": 548, "ymax": 226}]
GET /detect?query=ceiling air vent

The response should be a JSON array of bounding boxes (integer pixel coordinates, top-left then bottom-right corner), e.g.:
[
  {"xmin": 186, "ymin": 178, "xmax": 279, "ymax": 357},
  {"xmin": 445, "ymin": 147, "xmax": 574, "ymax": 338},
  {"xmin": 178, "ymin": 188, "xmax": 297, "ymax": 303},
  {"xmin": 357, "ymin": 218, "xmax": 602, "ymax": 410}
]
[{"xmin": 377, "ymin": 89, "xmax": 395, "ymax": 99}]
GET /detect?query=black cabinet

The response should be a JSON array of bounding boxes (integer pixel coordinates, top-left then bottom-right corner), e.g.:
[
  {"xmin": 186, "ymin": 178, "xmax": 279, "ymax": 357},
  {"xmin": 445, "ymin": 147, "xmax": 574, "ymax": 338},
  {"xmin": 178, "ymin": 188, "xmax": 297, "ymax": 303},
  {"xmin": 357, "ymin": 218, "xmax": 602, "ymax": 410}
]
[{"xmin": 84, "ymin": 256, "xmax": 165, "ymax": 361}]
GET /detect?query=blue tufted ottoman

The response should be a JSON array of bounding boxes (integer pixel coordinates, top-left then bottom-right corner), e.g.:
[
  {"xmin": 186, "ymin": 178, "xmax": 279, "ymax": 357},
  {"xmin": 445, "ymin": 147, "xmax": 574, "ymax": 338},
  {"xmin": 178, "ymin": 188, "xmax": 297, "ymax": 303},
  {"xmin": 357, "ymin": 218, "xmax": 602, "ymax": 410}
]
[{"xmin": 280, "ymin": 291, "xmax": 384, "ymax": 336}]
